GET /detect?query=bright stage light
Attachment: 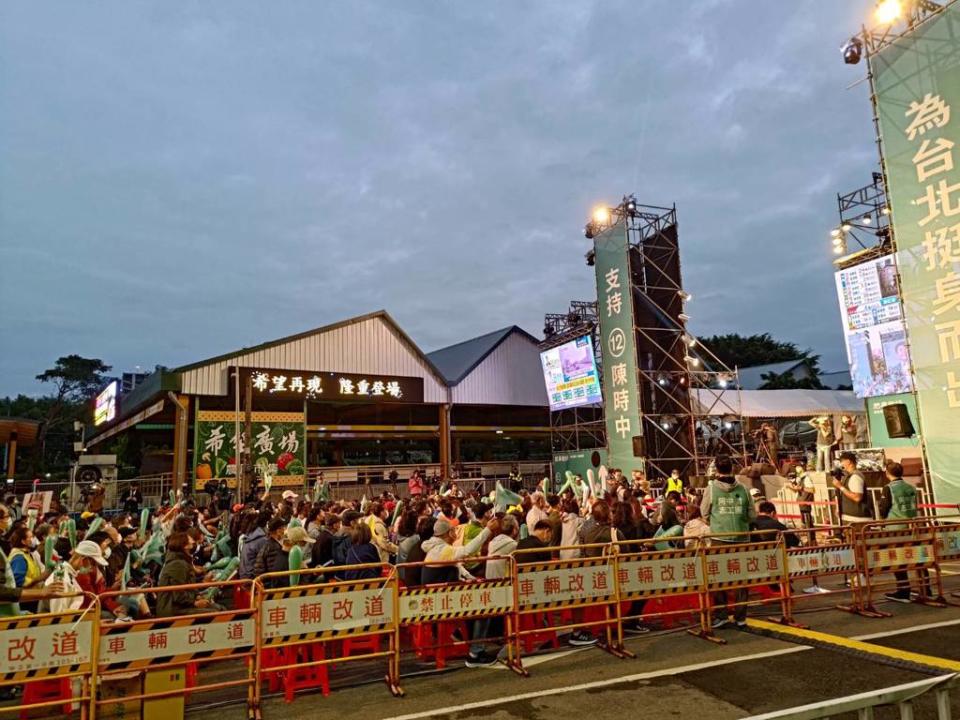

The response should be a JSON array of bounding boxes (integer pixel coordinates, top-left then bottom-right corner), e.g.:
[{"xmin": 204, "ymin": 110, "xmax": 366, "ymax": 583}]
[
  {"xmin": 678, "ymin": 312, "xmax": 690, "ymax": 322},
  {"xmin": 833, "ymin": 244, "xmax": 844, "ymax": 255},
  {"xmin": 842, "ymin": 36, "xmax": 863, "ymax": 65},
  {"xmin": 592, "ymin": 206, "xmax": 611, "ymax": 225},
  {"xmin": 842, "ymin": 223, "xmax": 852, "ymax": 231},
  {"xmin": 876, "ymin": 0, "xmax": 903, "ymax": 25},
  {"xmin": 831, "ymin": 228, "xmax": 842, "ymax": 238},
  {"xmin": 862, "ymin": 213, "xmax": 872, "ymax": 225},
  {"xmin": 678, "ymin": 290, "xmax": 692, "ymax": 301},
  {"xmin": 882, "ymin": 206, "xmax": 891, "ymax": 215}
]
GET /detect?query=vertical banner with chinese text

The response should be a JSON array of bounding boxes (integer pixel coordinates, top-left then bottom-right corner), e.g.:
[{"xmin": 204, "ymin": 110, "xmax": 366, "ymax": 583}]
[
  {"xmin": 871, "ymin": 6, "xmax": 960, "ymax": 508},
  {"xmin": 593, "ymin": 219, "xmax": 644, "ymax": 471},
  {"xmin": 194, "ymin": 410, "xmax": 307, "ymax": 489}
]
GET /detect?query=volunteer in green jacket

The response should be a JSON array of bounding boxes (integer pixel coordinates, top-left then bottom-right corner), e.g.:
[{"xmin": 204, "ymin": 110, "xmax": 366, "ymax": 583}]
[
  {"xmin": 701, "ymin": 455, "xmax": 757, "ymax": 629},
  {"xmin": 878, "ymin": 462, "xmax": 927, "ymax": 603}
]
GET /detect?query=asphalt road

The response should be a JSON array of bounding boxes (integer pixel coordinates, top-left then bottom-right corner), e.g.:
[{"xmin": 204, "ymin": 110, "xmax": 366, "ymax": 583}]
[{"xmin": 9, "ymin": 579, "xmax": 960, "ymax": 720}]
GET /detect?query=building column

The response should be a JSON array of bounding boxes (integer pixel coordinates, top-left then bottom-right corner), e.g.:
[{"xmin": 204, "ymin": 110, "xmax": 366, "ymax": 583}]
[
  {"xmin": 5, "ymin": 433, "xmax": 16, "ymax": 478},
  {"xmin": 171, "ymin": 394, "xmax": 190, "ymax": 490},
  {"xmin": 439, "ymin": 404, "xmax": 451, "ymax": 479}
]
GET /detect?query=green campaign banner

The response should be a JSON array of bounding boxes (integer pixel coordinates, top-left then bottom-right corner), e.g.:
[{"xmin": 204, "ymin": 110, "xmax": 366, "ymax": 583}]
[
  {"xmin": 194, "ymin": 410, "xmax": 307, "ymax": 489},
  {"xmin": 866, "ymin": 393, "xmax": 921, "ymax": 449},
  {"xmin": 871, "ymin": 6, "xmax": 960, "ymax": 508},
  {"xmin": 593, "ymin": 218, "xmax": 644, "ymax": 472}
]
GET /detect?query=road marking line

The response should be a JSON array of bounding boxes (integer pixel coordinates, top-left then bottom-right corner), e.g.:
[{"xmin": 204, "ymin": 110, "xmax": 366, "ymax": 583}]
[
  {"xmin": 488, "ymin": 648, "xmax": 585, "ymax": 670},
  {"xmin": 379, "ymin": 647, "xmax": 811, "ymax": 720},
  {"xmin": 746, "ymin": 618, "xmax": 960, "ymax": 672},
  {"xmin": 853, "ymin": 617, "xmax": 960, "ymax": 641}
]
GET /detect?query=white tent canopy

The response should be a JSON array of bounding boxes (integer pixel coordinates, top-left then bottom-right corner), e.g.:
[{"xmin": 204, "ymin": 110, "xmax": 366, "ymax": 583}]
[{"xmin": 692, "ymin": 389, "xmax": 865, "ymax": 419}]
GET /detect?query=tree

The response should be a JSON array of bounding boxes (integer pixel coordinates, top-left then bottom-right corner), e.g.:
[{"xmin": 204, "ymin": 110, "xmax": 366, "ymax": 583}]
[
  {"xmin": 32, "ymin": 355, "xmax": 112, "ymax": 474},
  {"xmin": 758, "ymin": 361, "xmax": 826, "ymax": 390},
  {"xmin": 700, "ymin": 333, "xmax": 807, "ymax": 369}
]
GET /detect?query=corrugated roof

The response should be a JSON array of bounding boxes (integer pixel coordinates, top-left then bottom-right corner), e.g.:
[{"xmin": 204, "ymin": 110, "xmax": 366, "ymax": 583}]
[
  {"xmin": 172, "ymin": 309, "xmax": 448, "ymax": 386},
  {"xmin": 735, "ymin": 360, "xmax": 808, "ymax": 390},
  {"xmin": 427, "ymin": 326, "xmax": 539, "ymax": 385}
]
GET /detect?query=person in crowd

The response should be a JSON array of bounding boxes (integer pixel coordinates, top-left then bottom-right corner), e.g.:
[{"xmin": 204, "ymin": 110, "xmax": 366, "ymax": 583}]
[
  {"xmin": 122, "ymin": 484, "xmax": 143, "ymax": 515},
  {"xmin": 312, "ymin": 513, "xmax": 341, "ymax": 569},
  {"xmin": 239, "ymin": 510, "xmax": 270, "ymax": 579},
  {"xmin": 367, "ymin": 502, "xmax": 398, "ymax": 563},
  {"xmin": 253, "ymin": 517, "xmax": 291, "ymax": 586},
  {"xmin": 402, "ymin": 516, "xmax": 436, "ymax": 587},
  {"xmin": 421, "ymin": 517, "xmax": 494, "ymax": 584},
  {"xmin": 7, "ymin": 526, "xmax": 49, "ymax": 606},
  {"xmin": 466, "ymin": 515, "xmax": 519, "ymax": 668},
  {"xmin": 408, "ymin": 470, "xmax": 425, "ymax": 498},
  {"xmin": 516, "ymin": 520, "xmax": 553, "ymax": 563},
  {"xmin": 701, "ymin": 455, "xmax": 756, "ymax": 629},
  {"xmin": 156, "ymin": 532, "xmax": 214, "ymax": 616},
  {"xmin": 753, "ymin": 501, "xmax": 800, "ymax": 548},
  {"xmin": 878, "ymin": 462, "xmax": 928, "ymax": 603},
  {"xmin": 666, "ymin": 469, "xmax": 684, "ymax": 496},
  {"xmin": 342, "ymin": 522, "xmax": 380, "ymax": 580},
  {"xmin": 559, "ymin": 497, "xmax": 582, "ymax": 560},
  {"xmin": 611, "ymin": 501, "xmax": 639, "ymax": 542},
  {"xmin": 546, "ymin": 494, "xmax": 563, "ymax": 547},
  {"xmin": 683, "ymin": 505, "xmax": 711, "ymax": 548},
  {"xmin": 462, "ymin": 502, "xmax": 491, "ymax": 576},
  {"xmin": 788, "ymin": 463, "xmax": 816, "ymax": 544},
  {"xmin": 580, "ymin": 500, "xmax": 612, "ymax": 557},
  {"xmin": 833, "ymin": 451, "xmax": 873, "ymax": 524}
]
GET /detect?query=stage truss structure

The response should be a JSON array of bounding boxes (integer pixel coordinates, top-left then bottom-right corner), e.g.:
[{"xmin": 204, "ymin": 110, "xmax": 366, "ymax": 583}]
[
  {"xmin": 540, "ymin": 300, "xmax": 605, "ymax": 453},
  {"xmin": 597, "ymin": 198, "xmax": 749, "ymax": 482}
]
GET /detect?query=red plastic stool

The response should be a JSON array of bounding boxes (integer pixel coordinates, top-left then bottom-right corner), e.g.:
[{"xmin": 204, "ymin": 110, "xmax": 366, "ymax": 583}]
[
  {"xmin": 580, "ymin": 605, "xmax": 609, "ymax": 638},
  {"xmin": 645, "ymin": 593, "xmax": 699, "ymax": 629},
  {"xmin": 20, "ymin": 678, "xmax": 72, "ymax": 719},
  {"xmin": 233, "ymin": 586, "xmax": 252, "ymax": 609},
  {"xmin": 283, "ymin": 643, "xmax": 329, "ymax": 702},
  {"xmin": 518, "ymin": 612, "xmax": 559, "ymax": 653},
  {"xmin": 432, "ymin": 620, "xmax": 470, "ymax": 669},
  {"xmin": 260, "ymin": 647, "xmax": 289, "ymax": 692},
  {"xmin": 341, "ymin": 634, "xmax": 382, "ymax": 658}
]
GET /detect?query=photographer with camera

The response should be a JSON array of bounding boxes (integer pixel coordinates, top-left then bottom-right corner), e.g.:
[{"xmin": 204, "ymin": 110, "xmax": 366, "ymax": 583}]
[{"xmin": 832, "ymin": 451, "xmax": 872, "ymax": 525}]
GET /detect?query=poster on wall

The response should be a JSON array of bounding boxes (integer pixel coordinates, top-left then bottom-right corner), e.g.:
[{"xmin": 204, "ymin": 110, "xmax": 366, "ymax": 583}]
[
  {"xmin": 540, "ymin": 336, "xmax": 603, "ymax": 410},
  {"xmin": 194, "ymin": 410, "xmax": 307, "ymax": 489},
  {"xmin": 834, "ymin": 256, "xmax": 913, "ymax": 398},
  {"xmin": 871, "ymin": 5, "xmax": 960, "ymax": 509}
]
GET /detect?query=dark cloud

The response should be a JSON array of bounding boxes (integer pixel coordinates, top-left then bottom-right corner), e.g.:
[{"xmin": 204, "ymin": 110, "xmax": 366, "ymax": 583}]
[{"xmin": 1, "ymin": 0, "xmax": 877, "ymax": 395}]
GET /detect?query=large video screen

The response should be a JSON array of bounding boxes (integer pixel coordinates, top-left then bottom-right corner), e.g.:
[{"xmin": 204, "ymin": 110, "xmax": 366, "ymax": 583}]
[
  {"xmin": 834, "ymin": 256, "xmax": 914, "ymax": 398},
  {"xmin": 540, "ymin": 335, "xmax": 603, "ymax": 410},
  {"xmin": 94, "ymin": 381, "xmax": 118, "ymax": 426}
]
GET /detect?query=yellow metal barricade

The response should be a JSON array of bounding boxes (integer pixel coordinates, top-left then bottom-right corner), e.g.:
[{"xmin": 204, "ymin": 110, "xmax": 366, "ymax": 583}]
[
  {"xmin": 396, "ymin": 556, "xmax": 519, "ymax": 675},
  {"xmin": 253, "ymin": 563, "xmax": 401, "ymax": 703},
  {"xmin": 511, "ymin": 544, "xmax": 630, "ymax": 673},
  {"xmin": 95, "ymin": 580, "xmax": 257, "ymax": 720},
  {"xmin": 0, "ymin": 596, "xmax": 98, "ymax": 718},
  {"xmin": 856, "ymin": 520, "xmax": 944, "ymax": 616}
]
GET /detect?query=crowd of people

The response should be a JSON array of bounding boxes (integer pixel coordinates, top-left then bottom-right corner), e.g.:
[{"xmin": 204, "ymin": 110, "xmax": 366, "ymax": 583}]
[{"xmin": 0, "ymin": 454, "xmax": 925, "ymax": 668}]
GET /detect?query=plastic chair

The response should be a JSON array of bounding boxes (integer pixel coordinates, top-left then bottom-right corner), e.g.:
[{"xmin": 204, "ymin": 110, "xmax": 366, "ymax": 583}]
[
  {"xmin": 283, "ymin": 643, "xmax": 329, "ymax": 702},
  {"xmin": 20, "ymin": 678, "xmax": 72, "ymax": 719},
  {"xmin": 260, "ymin": 647, "xmax": 289, "ymax": 693},
  {"xmin": 518, "ymin": 612, "xmax": 559, "ymax": 653}
]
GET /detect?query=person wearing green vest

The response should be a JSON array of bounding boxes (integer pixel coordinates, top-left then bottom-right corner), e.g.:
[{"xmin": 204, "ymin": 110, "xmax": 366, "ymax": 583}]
[
  {"xmin": 878, "ymin": 462, "xmax": 928, "ymax": 603},
  {"xmin": 701, "ymin": 455, "xmax": 757, "ymax": 629}
]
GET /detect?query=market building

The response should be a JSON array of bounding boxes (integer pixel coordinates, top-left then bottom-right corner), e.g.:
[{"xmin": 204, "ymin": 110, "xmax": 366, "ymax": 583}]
[{"xmin": 83, "ymin": 311, "xmax": 550, "ymax": 489}]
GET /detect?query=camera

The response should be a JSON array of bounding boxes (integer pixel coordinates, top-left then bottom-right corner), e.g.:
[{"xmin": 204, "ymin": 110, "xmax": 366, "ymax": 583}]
[{"xmin": 829, "ymin": 468, "xmax": 845, "ymax": 481}]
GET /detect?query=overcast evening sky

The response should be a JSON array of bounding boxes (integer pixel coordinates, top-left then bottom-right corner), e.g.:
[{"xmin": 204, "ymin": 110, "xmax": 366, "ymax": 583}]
[{"xmin": 1, "ymin": 1, "xmax": 879, "ymax": 397}]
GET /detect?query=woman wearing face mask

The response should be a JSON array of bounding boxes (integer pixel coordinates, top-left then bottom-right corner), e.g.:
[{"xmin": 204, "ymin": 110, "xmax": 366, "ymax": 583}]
[
  {"xmin": 157, "ymin": 532, "xmax": 213, "ymax": 617},
  {"xmin": 7, "ymin": 527, "xmax": 51, "ymax": 611}
]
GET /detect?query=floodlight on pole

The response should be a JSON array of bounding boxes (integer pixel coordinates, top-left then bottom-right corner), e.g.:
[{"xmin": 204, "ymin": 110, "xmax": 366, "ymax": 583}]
[
  {"xmin": 875, "ymin": 0, "xmax": 903, "ymax": 25},
  {"xmin": 592, "ymin": 206, "xmax": 611, "ymax": 225}
]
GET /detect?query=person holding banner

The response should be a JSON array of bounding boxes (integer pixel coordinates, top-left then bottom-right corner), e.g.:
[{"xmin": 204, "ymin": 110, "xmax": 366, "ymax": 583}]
[{"xmin": 701, "ymin": 455, "xmax": 757, "ymax": 629}]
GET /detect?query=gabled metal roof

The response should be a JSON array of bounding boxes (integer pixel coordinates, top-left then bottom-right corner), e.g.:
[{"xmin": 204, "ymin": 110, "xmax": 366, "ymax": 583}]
[
  {"xmin": 172, "ymin": 309, "xmax": 449, "ymax": 386},
  {"xmin": 427, "ymin": 326, "xmax": 540, "ymax": 385}
]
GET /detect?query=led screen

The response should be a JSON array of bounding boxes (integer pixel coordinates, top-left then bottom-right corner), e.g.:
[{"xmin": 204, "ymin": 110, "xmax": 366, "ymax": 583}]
[
  {"xmin": 540, "ymin": 335, "xmax": 603, "ymax": 410},
  {"xmin": 834, "ymin": 256, "xmax": 914, "ymax": 398},
  {"xmin": 94, "ymin": 381, "xmax": 118, "ymax": 426}
]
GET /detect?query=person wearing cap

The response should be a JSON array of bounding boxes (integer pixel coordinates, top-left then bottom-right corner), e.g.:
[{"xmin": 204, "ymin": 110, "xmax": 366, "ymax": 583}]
[
  {"xmin": 64, "ymin": 539, "xmax": 128, "ymax": 619},
  {"xmin": 157, "ymin": 532, "xmax": 214, "ymax": 617},
  {"xmin": 420, "ymin": 516, "xmax": 496, "ymax": 585}
]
